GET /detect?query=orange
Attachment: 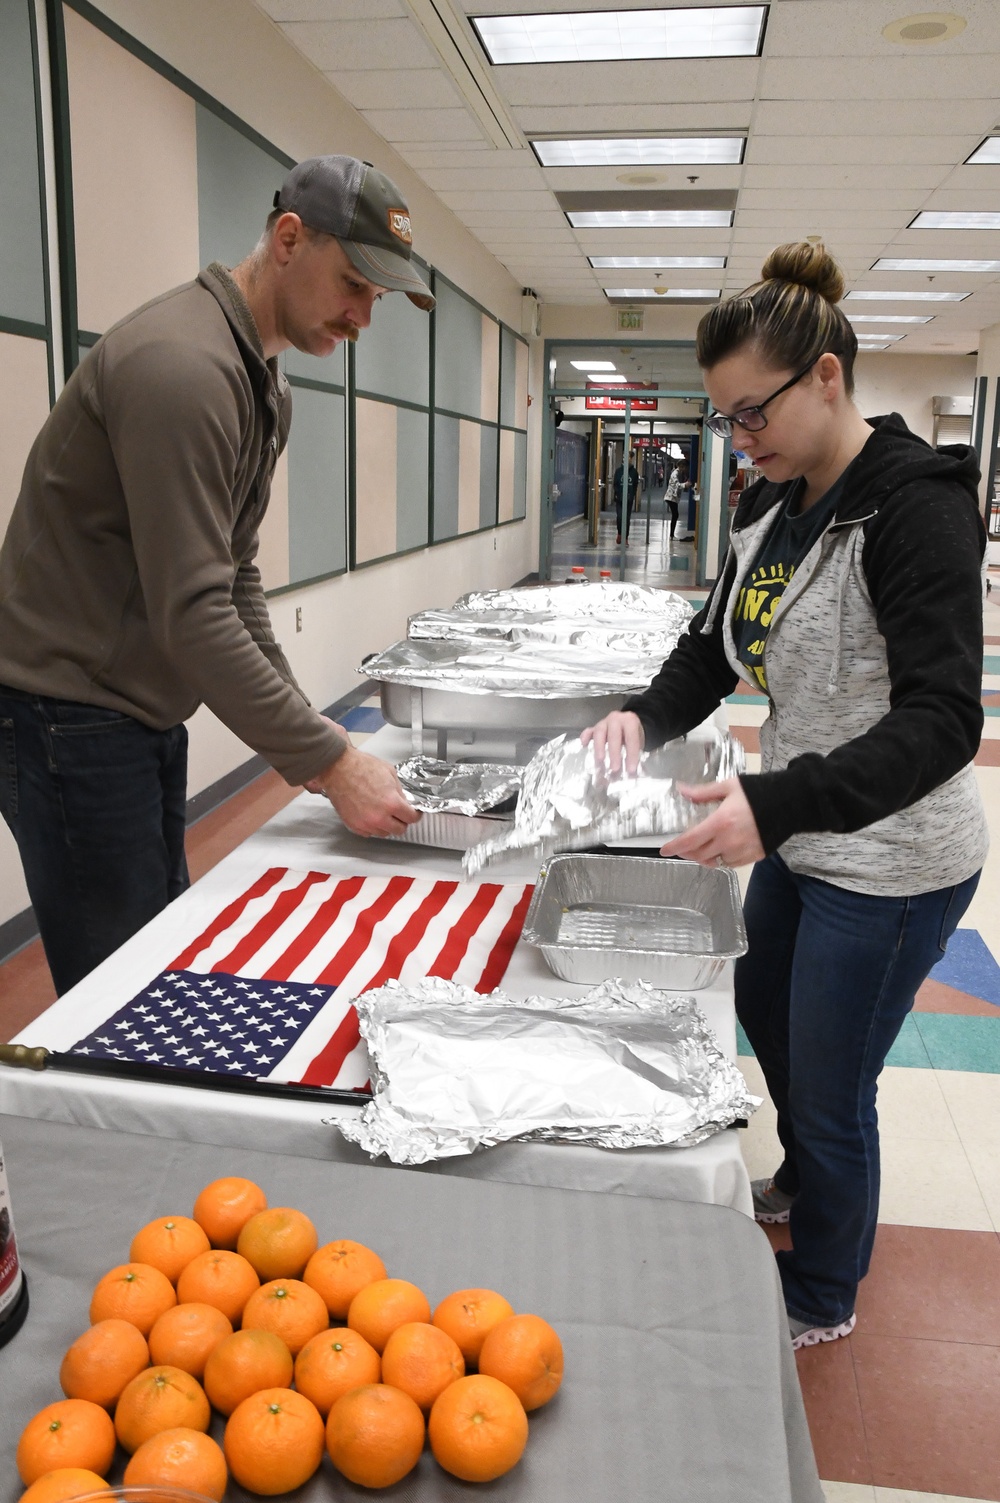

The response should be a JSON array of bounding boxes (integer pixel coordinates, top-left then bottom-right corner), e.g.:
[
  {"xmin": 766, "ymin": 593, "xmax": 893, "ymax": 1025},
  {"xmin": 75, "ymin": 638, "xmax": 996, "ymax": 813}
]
[
  {"xmin": 114, "ymin": 1364, "xmax": 211, "ymax": 1454},
  {"xmin": 175, "ymin": 1249, "xmax": 259, "ymax": 1325},
  {"xmin": 147, "ymin": 1302, "xmax": 233, "ymax": 1378},
  {"xmin": 89, "ymin": 1263, "xmax": 176, "ymax": 1336},
  {"xmin": 129, "ymin": 1216, "xmax": 211, "ymax": 1284},
  {"xmin": 432, "ymin": 1287, "xmax": 515, "ymax": 1365},
  {"xmin": 193, "ymin": 1176, "xmax": 268, "ymax": 1250},
  {"xmin": 428, "ymin": 1373, "xmax": 528, "ymax": 1482},
  {"xmin": 240, "ymin": 1277, "xmax": 328, "ymax": 1356},
  {"xmin": 293, "ymin": 1327, "xmax": 381, "ymax": 1418},
  {"xmin": 303, "ymin": 1239, "xmax": 387, "ymax": 1319},
  {"xmin": 223, "ymin": 1387, "xmax": 325, "ymax": 1495},
  {"xmin": 203, "ymin": 1329, "xmax": 294, "ymax": 1418},
  {"xmin": 123, "ymin": 1426, "xmax": 228, "ymax": 1502},
  {"xmin": 236, "ymin": 1207, "xmax": 317, "ymax": 1282},
  {"xmin": 16, "ymin": 1401, "xmax": 117, "ymax": 1486},
  {"xmin": 478, "ymin": 1313, "xmax": 564, "ymax": 1411},
  {"xmin": 382, "ymin": 1321, "xmax": 465, "ymax": 1412},
  {"xmin": 347, "ymin": 1278, "xmax": 431, "ymax": 1354},
  {"xmin": 325, "ymin": 1384, "xmax": 425, "ymax": 1489},
  {"xmin": 17, "ymin": 1469, "xmax": 110, "ymax": 1503},
  {"xmin": 59, "ymin": 1319, "xmax": 150, "ymax": 1409}
]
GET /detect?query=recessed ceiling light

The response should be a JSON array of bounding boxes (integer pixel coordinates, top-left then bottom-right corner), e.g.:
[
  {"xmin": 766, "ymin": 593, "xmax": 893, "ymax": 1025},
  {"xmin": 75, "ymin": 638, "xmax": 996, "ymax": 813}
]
[
  {"xmin": 570, "ymin": 360, "xmax": 617, "ymax": 370},
  {"xmin": 848, "ymin": 314, "xmax": 933, "ymax": 324},
  {"xmin": 568, "ymin": 209, "xmax": 734, "ymax": 229},
  {"xmin": 845, "ymin": 289, "xmax": 969, "ymax": 301},
  {"xmin": 967, "ymin": 137, "xmax": 1000, "ymax": 165},
  {"xmin": 872, "ymin": 257, "xmax": 1000, "ymax": 271},
  {"xmin": 882, "ymin": 13, "xmax": 966, "ymax": 44},
  {"xmin": 604, "ymin": 287, "xmax": 721, "ymax": 298},
  {"xmin": 857, "ymin": 333, "xmax": 905, "ymax": 343},
  {"xmin": 471, "ymin": 7, "xmax": 767, "ymax": 65},
  {"xmin": 532, "ymin": 136, "xmax": 745, "ymax": 168},
  {"xmin": 856, "ymin": 342, "xmax": 894, "ymax": 350},
  {"xmin": 590, "ymin": 255, "xmax": 727, "ymax": 268},
  {"xmin": 911, "ymin": 211, "xmax": 1000, "ymax": 229}
]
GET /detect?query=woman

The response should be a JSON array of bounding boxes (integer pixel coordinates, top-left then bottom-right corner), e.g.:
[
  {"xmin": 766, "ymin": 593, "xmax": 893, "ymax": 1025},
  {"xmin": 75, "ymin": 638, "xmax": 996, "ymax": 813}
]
[
  {"xmin": 583, "ymin": 241, "xmax": 988, "ymax": 1349},
  {"xmin": 664, "ymin": 462, "xmax": 686, "ymax": 539}
]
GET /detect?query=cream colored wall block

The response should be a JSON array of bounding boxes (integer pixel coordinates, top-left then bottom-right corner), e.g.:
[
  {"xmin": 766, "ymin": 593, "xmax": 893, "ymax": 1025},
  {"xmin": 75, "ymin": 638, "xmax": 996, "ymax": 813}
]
[
  {"xmin": 66, "ymin": 7, "xmax": 200, "ymax": 333},
  {"xmin": 480, "ymin": 314, "xmax": 499, "ymax": 421},
  {"xmin": 457, "ymin": 418, "xmax": 482, "ymax": 535},
  {"xmin": 255, "ymin": 446, "xmax": 290, "ymax": 592},
  {"xmin": 354, "ymin": 398, "xmax": 398, "ymax": 564},
  {"xmin": 0, "ymin": 333, "xmax": 50, "ymax": 538}
]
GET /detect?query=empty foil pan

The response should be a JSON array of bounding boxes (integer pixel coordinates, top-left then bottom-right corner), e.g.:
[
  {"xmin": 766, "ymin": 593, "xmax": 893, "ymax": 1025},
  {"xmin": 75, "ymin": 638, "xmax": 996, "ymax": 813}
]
[{"xmin": 522, "ymin": 853, "xmax": 748, "ymax": 990}]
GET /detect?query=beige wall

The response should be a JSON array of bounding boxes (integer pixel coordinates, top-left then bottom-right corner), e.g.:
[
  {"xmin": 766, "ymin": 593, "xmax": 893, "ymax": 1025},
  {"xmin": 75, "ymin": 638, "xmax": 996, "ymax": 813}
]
[{"xmin": 852, "ymin": 352, "xmax": 976, "ymax": 444}]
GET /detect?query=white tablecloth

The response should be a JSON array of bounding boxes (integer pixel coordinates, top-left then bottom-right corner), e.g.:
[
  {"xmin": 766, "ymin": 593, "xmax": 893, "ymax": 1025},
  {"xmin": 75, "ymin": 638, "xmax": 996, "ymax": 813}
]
[{"xmin": 3, "ymin": 725, "xmax": 752, "ymax": 1215}]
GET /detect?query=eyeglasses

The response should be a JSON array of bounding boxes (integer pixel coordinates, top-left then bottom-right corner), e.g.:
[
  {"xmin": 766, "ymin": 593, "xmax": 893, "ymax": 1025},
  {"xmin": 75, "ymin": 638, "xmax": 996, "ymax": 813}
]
[{"xmin": 705, "ymin": 361, "xmax": 817, "ymax": 439}]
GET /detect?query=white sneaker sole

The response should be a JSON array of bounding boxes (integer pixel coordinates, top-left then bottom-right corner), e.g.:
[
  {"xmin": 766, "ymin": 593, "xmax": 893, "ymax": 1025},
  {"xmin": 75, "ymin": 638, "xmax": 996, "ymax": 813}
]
[
  {"xmin": 754, "ymin": 1206, "xmax": 791, "ymax": 1224},
  {"xmin": 791, "ymin": 1313, "xmax": 857, "ymax": 1350}
]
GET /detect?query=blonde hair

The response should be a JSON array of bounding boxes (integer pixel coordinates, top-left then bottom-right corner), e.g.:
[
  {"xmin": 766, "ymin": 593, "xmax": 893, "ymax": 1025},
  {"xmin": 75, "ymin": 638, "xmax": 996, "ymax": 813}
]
[{"xmin": 696, "ymin": 241, "xmax": 858, "ymax": 395}]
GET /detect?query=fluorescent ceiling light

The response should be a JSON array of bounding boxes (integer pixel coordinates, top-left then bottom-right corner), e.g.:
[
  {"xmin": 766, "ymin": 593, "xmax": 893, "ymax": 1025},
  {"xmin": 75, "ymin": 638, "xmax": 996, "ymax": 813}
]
[
  {"xmin": 471, "ymin": 7, "xmax": 766, "ymax": 65},
  {"xmin": 911, "ymin": 211, "xmax": 1000, "ymax": 230},
  {"xmin": 590, "ymin": 255, "xmax": 727, "ymax": 268},
  {"xmin": 533, "ymin": 136, "xmax": 744, "ymax": 167},
  {"xmin": 967, "ymin": 138, "xmax": 1000, "ymax": 165},
  {"xmin": 570, "ymin": 360, "xmax": 617, "ymax": 370},
  {"xmin": 845, "ymin": 290, "xmax": 969, "ymax": 302},
  {"xmin": 847, "ymin": 314, "xmax": 932, "ymax": 324},
  {"xmin": 872, "ymin": 258, "xmax": 1000, "ymax": 271},
  {"xmin": 603, "ymin": 288, "xmax": 720, "ymax": 298},
  {"xmin": 568, "ymin": 209, "xmax": 733, "ymax": 229},
  {"xmin": 856, "ymin": 342, "xmax": 893, "ymax": 351},
  {"xmin": 856, "ymin": 333, "xmax": 904, "ymax": 343}
]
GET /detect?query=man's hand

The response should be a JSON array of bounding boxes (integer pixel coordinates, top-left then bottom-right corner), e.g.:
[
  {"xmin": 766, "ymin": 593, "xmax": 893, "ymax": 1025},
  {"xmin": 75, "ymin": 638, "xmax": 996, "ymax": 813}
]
[
  {"xmin": 304, "ymin": 717, "xmax": 351, "ymax": 794},
  {"xmin": 317, "ymin": 743, "xmax": 421, "ymax": 837},
  {"xmin": 658, "ymin": 778, "xmax": 764, "ymax": 868},
  {"xmin": 580, "ymin": 710, "xmax": 645, "ymax": 776}
]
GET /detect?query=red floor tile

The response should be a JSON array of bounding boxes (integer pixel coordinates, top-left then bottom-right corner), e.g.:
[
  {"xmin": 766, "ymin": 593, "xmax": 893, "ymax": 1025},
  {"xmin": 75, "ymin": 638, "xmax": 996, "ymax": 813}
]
[
  {"xmin": 852, "ymin": 1333, "xmax": 1000, "ymax": 1497},
  {"xmin": 856, "ymin": 1225, "xmax": 1000, "ymax": 1344},
  {"xmin": 731, "ymin": 723, "xmax": 761, "ymax": 754},
  {"xmin": 796, "ymin": 1336, "xmax": 872, "ymax": 1485},
  {"xmin": 914, "ymin": 977, "xmax": 1000, "ymax": 1017},
  {"xmin": 974, "ymin": 739, "xmax": 1000, "ymax": 766},
  {"xmin": 0, "ymin": 938, "xmax": 57, "ymax": 1043}
]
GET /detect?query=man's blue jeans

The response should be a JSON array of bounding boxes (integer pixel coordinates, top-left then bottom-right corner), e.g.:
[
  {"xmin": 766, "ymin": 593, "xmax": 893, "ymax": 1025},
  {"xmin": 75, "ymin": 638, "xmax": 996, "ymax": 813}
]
[
  {"xmin": 0, "ymin": 687, "xmax": 189, "ymax": 995},
  {"xmin": 737, "ymin": 852, "xmax": 979, "ymax": 1327}
]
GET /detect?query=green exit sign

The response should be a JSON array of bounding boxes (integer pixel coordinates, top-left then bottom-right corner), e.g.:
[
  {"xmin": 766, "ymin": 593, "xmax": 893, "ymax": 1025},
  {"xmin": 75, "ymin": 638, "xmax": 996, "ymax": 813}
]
[{"xmin": 617, "ymin": 309, "xmax": 644, "ymax": 332}]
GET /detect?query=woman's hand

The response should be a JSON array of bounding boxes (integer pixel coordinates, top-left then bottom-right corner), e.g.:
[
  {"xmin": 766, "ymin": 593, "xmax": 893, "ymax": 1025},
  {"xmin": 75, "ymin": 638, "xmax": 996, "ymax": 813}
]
[
  {"xmin": 580, "ymin": 710, "xmax": 645, "ymax": 775},
  {"xmin": 659, "ymin": 778, "xmax": 765, "ymax": 868}
]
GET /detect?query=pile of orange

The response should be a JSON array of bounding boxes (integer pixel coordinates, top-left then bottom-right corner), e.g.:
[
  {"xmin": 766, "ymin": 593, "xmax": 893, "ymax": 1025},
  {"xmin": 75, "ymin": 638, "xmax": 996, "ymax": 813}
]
[{"xmin": 16, "ymin": 1175, "xmax": 564, "ymax": 1500}]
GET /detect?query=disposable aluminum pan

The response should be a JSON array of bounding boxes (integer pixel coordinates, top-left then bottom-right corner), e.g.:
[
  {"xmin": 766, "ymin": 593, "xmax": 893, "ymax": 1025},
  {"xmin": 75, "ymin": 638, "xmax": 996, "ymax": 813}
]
[
  {"xmin": 522, "ymin": 854, "xmax": 748, "ymax": 990},
  {"xmin": 385, "ymin": 810, "xmax": 514, "ymax": 851},
  {"xmin": 383, "ymin": 757, "xmax": 519, "ymax": 849}
]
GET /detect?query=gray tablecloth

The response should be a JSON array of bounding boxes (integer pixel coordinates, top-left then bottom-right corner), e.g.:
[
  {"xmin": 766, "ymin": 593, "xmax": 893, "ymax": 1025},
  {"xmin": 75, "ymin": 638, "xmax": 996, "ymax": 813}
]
[{"xmin": 0, "ymin": 1114, "xmax": 822, "ymax": 1503}]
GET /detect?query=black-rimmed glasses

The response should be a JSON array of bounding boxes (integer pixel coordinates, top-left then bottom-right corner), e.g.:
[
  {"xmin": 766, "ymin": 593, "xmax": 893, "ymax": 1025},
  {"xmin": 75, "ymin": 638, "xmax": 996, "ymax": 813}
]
[{"xmin": 705, "ymin": 361, "xmax": 817, "ymax": 439}]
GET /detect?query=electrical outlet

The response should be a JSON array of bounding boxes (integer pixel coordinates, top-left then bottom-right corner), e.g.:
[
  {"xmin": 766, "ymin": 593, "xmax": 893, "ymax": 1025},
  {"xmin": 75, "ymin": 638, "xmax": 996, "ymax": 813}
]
[
  {"xmin": 493, "ymin": 536, "xmax": 497, "ymax": 551},
  {"xmin": 295, "ymin": 606, "xmax": 302, "ymax": 632}
]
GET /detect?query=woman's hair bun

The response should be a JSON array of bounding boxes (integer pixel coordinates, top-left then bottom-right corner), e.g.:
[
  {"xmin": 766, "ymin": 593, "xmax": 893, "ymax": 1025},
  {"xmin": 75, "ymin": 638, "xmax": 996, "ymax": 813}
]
[{"xmin": 760, "ymin": 241, "xmax": 845, "ymax": 305}]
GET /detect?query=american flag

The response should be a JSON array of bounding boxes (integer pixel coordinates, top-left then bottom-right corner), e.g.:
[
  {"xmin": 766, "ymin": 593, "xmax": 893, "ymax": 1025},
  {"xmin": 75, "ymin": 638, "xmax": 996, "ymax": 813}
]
[{"xmin": 68, "ymin": 868, "xmax": 533, "ymax": 1090}]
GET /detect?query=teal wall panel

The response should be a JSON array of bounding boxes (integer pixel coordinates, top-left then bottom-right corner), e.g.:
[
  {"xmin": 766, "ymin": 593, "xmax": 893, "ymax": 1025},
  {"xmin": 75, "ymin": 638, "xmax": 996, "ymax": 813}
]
[
  {"xmin": 433, "ymin": 280, "xmax": 484, "ymax": 419},
  {"xmin": 196, "ymin": 103, "xmax": 285, "ymax": 273},
  {"xmin": 513, "ymin": 429, "xmax": 527, "ymax": 520},
  {"xmin": 479, "ymin": 423, "xmax": 498, "ymax": 529},
  {"xmin": 0, "ymin": 0, "xmax": 46, "ymax": 328},
  {"xmin": 287, "ymin": 383, "xmax": 347, "ymax": 580},
  {"xmin": 355, "ymin": 288, "xmax": 430, "ymax": 407}
]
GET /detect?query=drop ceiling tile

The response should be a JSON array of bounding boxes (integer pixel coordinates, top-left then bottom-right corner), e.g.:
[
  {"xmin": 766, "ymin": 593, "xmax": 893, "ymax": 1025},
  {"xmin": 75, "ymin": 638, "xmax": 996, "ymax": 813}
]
[
  {"xmin": 257, "ymin": 0, "xmax": 404, "ymax": 17},
  {"xmin": 539, "ymin": 167, "xmax": 743, "ymax": 193},
  {"xmin": 277, "ymin": 17, "xmax": 435, "ymax": 69},
  {"xmin": 496, "ymin": 58, "xmax": 760, "ymax": 109},
  {"xmin": 324, "ymin": 69, "xmax": 460, "ymax": 110},
  {"xmin": 760, "ymin": 54, "xmax": 999, "ymax": 101},
  {"xmin": 361, "ymin": 108, "xmax": 485, "ymax": 143},
  {"xmin": 438, "ymin": 190, "xmax": 557, "ymax": 211},
  {"xmin": 746, "ymin": 135, "xmax": 980, "ymax": 167},
  {"xmin": 753, "ymin": 99, "xmax": 1000, "ymax": 136},
  {"xmin": 763, "ymin": 0, "xmax": 1000, "ymax": 56},
  {"xmin": 739, "ymin": 187, "xmax": 926, "ymax": 212},
  {"xmin": 419, "ymin": 164, "xmax": 547, "ymax": 192},
  {"xmin": 514, "ymin": 103, "xmax": 754, "ymax": 134},
  {"xmin": 946, "ymin": 164, "xmax": 1000, "ymax": 190},
  {"xmin": 393, "ymin": 145, "xmax": 495, "ymax": 167},
  {"xmin": 458, "ymin": 210, "xmax": 569, "ymax": 227},
  {"xmin": 741, "ymin": 165, "xmax": 946, "ymax": 193},
  {"xmin": 920, "ymin": 188, "xmax": 1000, "ymax": 209},
  {"xmin": 736, "ymin": 209, "xmax": 911, "ymax": 230}
]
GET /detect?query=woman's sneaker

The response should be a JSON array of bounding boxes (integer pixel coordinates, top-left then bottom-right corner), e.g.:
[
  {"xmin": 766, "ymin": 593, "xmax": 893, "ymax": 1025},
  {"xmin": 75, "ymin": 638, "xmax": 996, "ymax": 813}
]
[
  {"xmin": 788, "ymin": 1313, "xmax": 856, "ymax": 1350},
  {"xmin": 751, "ymin": 1178, "xmax": 795, "ymax": 1223}
]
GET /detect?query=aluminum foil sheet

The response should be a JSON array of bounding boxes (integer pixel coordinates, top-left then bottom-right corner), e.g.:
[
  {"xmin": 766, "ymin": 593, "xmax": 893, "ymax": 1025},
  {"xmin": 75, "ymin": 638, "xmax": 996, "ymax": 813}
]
[
  {"xmin": 362, "ymin": 637, "xmax": 679, "ymax": 697},
  {"xmin": 396, "ymin": 757, "xmax": 522, "ymax": 816},
  {"xmin": 464, "ymin": 728, "xmax": 745, "ymax": 877},
  {"xmin": 332, "ymin": 976, "xmax": 759, "ymax": 1164},
  {"xmin": 456, "ymin": 581, "xmax": 687, "ymax": 619}
]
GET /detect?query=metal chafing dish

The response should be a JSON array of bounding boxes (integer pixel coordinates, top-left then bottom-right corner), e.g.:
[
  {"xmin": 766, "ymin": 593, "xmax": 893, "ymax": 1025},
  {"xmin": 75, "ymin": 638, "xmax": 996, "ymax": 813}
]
[{"xmin": 522, "ymin": 854, "xmax": 748, "ymax": 991}]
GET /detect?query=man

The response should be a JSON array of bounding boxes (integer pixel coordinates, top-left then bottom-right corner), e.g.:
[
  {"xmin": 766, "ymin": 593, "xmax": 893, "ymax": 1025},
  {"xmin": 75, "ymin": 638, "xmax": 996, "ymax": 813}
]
[
  {"xmin": 612, "ymin": 454, "xmax": 640, "ymax": 544},
  {"xmin": 0, "ymin": 155, "xmax": 428, "ymax": 995}
]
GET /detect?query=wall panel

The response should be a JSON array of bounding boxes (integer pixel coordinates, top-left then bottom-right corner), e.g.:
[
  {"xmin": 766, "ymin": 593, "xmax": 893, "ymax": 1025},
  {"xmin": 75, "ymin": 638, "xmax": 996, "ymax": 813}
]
[
  {"xmin": 196, "ymin": 103, "xmax": 287, "ymax": 270},
  {"xmin": 287, "ymin": 384, "xmax": 347, "ymax": 582},
  {"xmin": 0, "ymin": 0, "xmax": 47, "ymax": 329},
  {"xmin": 0, "ymin": 333, "xmax": 51, "ymax": 536}
]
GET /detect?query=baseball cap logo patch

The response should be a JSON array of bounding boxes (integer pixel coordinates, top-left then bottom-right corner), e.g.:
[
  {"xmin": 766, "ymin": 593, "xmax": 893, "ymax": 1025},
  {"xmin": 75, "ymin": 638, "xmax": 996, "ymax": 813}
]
[{"xmin": 388, "ymin": 209, "xmax": 412, "ymax": 245}]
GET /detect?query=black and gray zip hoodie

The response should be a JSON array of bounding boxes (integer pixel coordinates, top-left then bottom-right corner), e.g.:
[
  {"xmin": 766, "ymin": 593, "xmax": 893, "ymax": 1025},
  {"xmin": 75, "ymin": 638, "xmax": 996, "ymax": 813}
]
[{"xmin": 624, "ymin": 412, "xmax": 989, "ymax": 896}]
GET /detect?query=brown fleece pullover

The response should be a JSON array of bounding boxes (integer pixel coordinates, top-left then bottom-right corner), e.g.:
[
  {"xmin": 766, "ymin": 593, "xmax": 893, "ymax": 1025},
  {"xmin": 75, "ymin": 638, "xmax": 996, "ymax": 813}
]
[{"xmin": 0, "ymin": 264, "xmax": 346, "ymax": 786}]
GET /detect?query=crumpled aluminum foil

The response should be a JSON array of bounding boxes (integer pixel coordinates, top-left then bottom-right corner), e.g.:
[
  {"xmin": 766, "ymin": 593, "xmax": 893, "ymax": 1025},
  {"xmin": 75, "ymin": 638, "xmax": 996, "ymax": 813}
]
[
  {"xmin": 362, "ymin": 637, "xmax": 680, "ymax": 697},
  {"xmin": 396, "ymin": 757, "xmax": 522, "ymax": 816},
  {"xmin": 332, "ymin": 976, "xmax": 759, "ymax": 1164},
  {"xmin": 464, "ymin": 728, "xmax": 745, "ymax": 877},
  {"xmin": 456, "ymin": 582, "xmax": 687, "ymax": 618}
]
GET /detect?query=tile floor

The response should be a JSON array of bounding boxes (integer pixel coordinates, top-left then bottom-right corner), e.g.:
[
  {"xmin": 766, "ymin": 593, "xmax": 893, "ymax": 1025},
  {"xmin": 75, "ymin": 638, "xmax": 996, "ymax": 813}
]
[{"xmin": 3, "ymin": 518, "xmax": 1000, "ymax": 1501}]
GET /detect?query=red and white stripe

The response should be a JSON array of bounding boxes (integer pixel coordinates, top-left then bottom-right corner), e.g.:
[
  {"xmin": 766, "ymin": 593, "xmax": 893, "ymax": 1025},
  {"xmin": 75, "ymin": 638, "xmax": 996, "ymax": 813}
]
[{"xmin": 170, "ymin": 868, "xmax": 533, "ymax": 1090}]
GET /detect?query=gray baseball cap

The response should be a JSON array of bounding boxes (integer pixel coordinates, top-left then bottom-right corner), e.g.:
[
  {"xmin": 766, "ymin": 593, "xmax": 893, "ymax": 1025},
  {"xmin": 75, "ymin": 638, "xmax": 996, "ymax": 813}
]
[{"xmin": 273, "ymin": 155, "xmax": 434, "ymax": 311}]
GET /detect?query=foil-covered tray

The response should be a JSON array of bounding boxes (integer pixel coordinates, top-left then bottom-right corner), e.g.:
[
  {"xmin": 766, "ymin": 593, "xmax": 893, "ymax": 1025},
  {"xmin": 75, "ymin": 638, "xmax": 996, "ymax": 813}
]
[
  {"xmin": 464, "ymin": 728, "xmax": 745, "ymax": 876},
  {"xmin": 332, "ymin": 976, "xmax": 759, "ymax": 1164},
  {"xmin": 455, "ymin": 581, "xmax": 689, "ymax": 619},
  {"xmin": 383, "ymin": 758, "xmax": 521, "ymax": 850},
  {"xmin": 362, "ymin": 637, "xmax": 675, "ymax": 698},
  {"xmin": 522, "ymin": 854, "xmax": 747, "ymax": 990}
]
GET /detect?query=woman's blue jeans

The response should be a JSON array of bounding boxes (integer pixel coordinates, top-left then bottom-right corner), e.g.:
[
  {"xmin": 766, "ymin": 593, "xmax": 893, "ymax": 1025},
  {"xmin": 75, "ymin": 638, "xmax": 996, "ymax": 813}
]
[
  {"xmin": 0, "ymin": 686, "xmax": 189, "ymax": 996},
  {"xmin": 737, "ymin": 852, "xmax": 980, "ymax": 1327}
]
